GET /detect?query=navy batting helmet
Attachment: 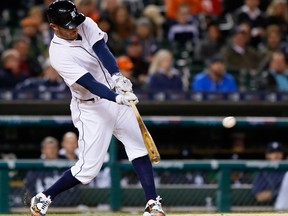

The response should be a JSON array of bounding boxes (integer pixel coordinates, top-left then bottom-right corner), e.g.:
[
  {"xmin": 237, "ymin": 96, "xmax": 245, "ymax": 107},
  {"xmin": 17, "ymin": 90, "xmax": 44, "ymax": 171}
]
[{"xmin": 46, "ymin": 0, "xmax": 85, "ymax": 29}]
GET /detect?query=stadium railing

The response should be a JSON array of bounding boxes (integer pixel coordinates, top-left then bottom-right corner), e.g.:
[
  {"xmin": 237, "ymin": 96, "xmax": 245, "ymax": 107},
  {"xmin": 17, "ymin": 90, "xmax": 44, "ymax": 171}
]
[
  {"xmin": 1, "ymin": 141, "xmax": 288, "ymax": 213},
  {"xmin": 1, "ymin": 116, "xmax": 288, "ymax": 213}
]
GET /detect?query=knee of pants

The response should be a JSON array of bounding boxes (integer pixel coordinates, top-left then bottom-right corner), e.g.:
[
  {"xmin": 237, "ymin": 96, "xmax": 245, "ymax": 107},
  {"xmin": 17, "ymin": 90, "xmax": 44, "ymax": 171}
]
[{"xmin": 72, "ymin": 164, "xmax": 102, "ymax": 184}]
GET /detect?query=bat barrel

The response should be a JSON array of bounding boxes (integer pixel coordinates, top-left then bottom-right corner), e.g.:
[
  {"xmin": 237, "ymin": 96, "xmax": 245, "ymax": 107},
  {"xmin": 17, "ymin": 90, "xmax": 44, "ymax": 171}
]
[{"xmin": 130, "ymin": 101, "xmax": 161, "ymax": 165}]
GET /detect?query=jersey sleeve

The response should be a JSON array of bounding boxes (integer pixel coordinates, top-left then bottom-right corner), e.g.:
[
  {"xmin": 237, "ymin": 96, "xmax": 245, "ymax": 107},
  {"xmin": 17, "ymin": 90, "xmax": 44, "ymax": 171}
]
[
  {"xmin": 49, "ymin": 49, "xmax": 88, "ymax": 86},
  {"xmin": 81, "ymin": 17, "xmax": 108, "ymax": 46}
]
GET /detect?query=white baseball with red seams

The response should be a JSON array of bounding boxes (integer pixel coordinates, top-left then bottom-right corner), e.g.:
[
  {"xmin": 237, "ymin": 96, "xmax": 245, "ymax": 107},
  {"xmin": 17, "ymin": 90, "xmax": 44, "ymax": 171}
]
[{"xmin": 49, "ymin": 17, "xmax": 147, "ymax": 184}]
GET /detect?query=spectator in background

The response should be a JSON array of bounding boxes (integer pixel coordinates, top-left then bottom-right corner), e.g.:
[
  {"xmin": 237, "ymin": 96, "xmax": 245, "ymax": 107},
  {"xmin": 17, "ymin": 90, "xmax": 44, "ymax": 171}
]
[
  {"xmin": 97, "ymin": 15, "xmax": 124, "ymax": 56},
  {"xmin": 194, "ymin": 21, "xmax": 223, "ymax": 62},
  {"xmin": 24, "ymin": 136, "xmax": 81, "ymax": 206},
  {"xmin": 265, "ymin": 0, "xmax": 288, "ymax": 37},
  {"xmin": 74, "ymin": 0, "xmax": 100, "ymax": 22},
  {"xmin": 165, "ymin": 0, "xmax": 201, "ymax": 20},
  {"xmin": 25, "ymin": 136, "xmax": 62, "ymax": 197},
  {"xmin": 101, "ymin": 4, "xmax": 136, "ymax": 55},
  {"xmin": 15, "ymin": 58, "xmax": 67, "ymax": 92},
  {"xmin": 31, "ymin": 5, "xmax": 55, "ymax": 48},
  {"xmin": 230, "ymin": 133, "xmax": 247, "ymax": 160},
  {"xmin": 19, "ymin": 15, "xmax": 47, "ymax": 67},
  {"xmin": 142, "ymin": 4, "xmax": 165, "ymax": 41},
  {"xmin": 257, "ymin": 25, "xmax": 288, "ymax": 70},
  {"xmin": 0, "ymin": 49, "xmax": 28, "ymax": 89},
  {"xmin": 191, "ymin": 55, "xmax": 237, "ymax": 92},
  {"xmin": 116, "ymin": 55, "xmax": 143, "ymax": 90},
  {"xmin": 25, "ymin": 6, "xmax": 45, "ymax": 29},
  {"xmin": 221, "ymin": 0, "xmax": 270, "ymax": 13},
  {"xmin": 258, "ymin": 51, "xmax": 288, "ymax": 92},
  {"xmin": 166, "ymin": 4, "xmax": 200, "ymax": 46},
  {"xmin": 99, "ymin": 0, "xmax": 120, "ymax": 23},
  {"xmin": 229, "ymin": 133, "xmax": 247, "ymax": 186},
  {"xmin": 39, "ymin": 136, "xmax": 60, "ymax": 160},
  {"xmin": 12, "ymin": 36, "xmax": 43, "ymax": 77},
  {"xmin": 148, "ymin": 49, "xmax": 183, "ymax": 92},
  {"xmin": 125, "ymin": 35, "xmax": 149, "ymax": 85},
  {"xmin": 135, "ymin": 17, "xmax": 159, "ymax": 63},
  {"xmin": 238, "ymin": 21, "xmax": 253, "ymax": 46},
  {"xmin": 220, "ymin": 26, "xmax": 261, "ymax": 70},
  {"xmin": 165, "ymin": 0, "xmax": 221, "ymax": 20},
  {"xmin": 232, "ymin": 0, "xmax": 266, "ymax": 47},
  {"xmin": 252, "ymin": 141, "xmax": 286, "ymax": 207},
  {"xmin": 110, "ymin": 5, "xmax": 136, "ymax": 41},
  {"xmin": 59, "ymin": 131, "xmax": 79, "ymax": 160}
]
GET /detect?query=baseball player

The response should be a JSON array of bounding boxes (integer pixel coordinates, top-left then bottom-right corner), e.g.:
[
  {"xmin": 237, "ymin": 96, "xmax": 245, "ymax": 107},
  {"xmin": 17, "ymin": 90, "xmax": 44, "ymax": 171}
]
[{"xmin": 29, "ymin": 1, "xmax": 165, "ymax": 216}]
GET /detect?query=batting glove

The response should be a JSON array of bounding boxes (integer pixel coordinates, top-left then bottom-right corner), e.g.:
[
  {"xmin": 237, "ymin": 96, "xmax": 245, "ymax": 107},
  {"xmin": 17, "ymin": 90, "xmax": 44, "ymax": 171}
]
[
  {"xmin": 116, "ymin": 92, "xmax": 139, "ymax": 106},
  {"xmin": 112, "ymin": 72, "xmax": 133, "ymax": 94}
]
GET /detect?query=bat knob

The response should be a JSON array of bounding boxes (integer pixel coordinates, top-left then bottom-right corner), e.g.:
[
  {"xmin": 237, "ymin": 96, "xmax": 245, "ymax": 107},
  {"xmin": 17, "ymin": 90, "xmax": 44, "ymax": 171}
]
[{"xmin": 152, "ymin": 156, "xmax": 161, "ymax": 164}]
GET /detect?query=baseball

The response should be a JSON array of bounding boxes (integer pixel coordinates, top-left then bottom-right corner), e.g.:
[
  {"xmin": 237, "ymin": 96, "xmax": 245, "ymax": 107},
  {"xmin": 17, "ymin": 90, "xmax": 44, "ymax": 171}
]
[{"xmin": 222, "ymin": 116, "xmax": 236, "ymax": 128}]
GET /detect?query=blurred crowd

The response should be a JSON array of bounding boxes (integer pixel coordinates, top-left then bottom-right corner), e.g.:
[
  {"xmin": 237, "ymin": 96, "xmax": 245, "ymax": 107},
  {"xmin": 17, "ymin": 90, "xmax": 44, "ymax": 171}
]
[{"xmin": 1, "ymin": 0, "xmax": 288, "ymax": 94}]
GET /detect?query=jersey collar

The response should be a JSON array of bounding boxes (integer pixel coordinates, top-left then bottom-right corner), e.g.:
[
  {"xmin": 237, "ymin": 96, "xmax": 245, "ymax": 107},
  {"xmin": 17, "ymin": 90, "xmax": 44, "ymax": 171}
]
[{"xmin": 52, "ymin": 33, "xmax": 83, "ymax": 46}]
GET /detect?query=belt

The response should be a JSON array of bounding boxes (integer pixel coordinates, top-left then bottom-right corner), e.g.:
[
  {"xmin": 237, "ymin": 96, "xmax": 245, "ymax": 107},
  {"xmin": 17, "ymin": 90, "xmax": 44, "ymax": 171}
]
[
  {"xmin": 80, "ymin": 98, "xmax": 95, "ymax": 102},
  {"xmin": 75, "ymin": 97, "xmax": 95, "ymax": 103}
]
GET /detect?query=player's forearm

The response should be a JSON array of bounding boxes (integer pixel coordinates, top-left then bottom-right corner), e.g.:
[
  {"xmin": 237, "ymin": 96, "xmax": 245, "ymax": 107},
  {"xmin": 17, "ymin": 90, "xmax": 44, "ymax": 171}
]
[
  {"xmin": 255, "ymin": 190, "xmax": 273, "ymax": 202},
  {"xmin": 92, "ymin": 39, "xmax": 119, "ymax": 76},
  {"xmin": 76, "ymin": 72, "xmax": 117, "ymax": 101}
]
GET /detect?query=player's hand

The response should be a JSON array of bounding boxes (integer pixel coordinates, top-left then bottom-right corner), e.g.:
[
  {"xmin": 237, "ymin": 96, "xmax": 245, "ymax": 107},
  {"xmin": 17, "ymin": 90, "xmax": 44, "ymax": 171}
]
[
  {"xmin": 112, "ymin": 72, "xmax": 133, "ymax": 94},
  {"xmin": 116, "ymin": 92, "xmax": 139, "ymax": 106}
]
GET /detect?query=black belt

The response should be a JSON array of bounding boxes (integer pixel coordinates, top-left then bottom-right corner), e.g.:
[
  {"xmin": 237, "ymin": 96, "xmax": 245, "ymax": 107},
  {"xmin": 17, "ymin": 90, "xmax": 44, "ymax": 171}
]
[{"xmin": 79, "ymin": 98, "xmax": 95, "ymax": 102}]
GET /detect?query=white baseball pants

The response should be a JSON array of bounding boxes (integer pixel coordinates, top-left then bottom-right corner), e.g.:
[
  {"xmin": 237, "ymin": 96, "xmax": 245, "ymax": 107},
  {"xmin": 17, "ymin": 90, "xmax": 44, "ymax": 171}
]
[{"xmin": 69, "ymin": 98, "xmax": 148, "ymax": 184}]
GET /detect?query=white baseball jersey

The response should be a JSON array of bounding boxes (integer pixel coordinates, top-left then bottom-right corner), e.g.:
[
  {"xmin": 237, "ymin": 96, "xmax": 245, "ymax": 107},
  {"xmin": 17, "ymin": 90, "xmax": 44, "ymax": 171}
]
[
  {"xmin": 275, "ymin": 171, "xmax": 288, "ymax": 210},
  {"xmin": 49, "ymin": 17, "xmax": 114, "ymax": 100},
  {"xmin": 49, "ymin": 17, "xmax": 147, "ymax": 184}
]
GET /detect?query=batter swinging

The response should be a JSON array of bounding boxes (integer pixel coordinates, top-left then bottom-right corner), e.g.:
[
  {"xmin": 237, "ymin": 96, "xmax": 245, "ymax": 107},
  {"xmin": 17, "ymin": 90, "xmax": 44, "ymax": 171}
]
[{"xmin": 29, "ymin": 1, "xmax": 165, "ymax": 216}]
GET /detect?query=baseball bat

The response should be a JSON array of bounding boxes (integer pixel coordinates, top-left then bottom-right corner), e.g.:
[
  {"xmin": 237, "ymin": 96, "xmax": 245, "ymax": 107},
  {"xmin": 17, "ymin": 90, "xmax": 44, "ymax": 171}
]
[{"xmin": 130, "ymin": 101, "xmax": 161, "ymax": 164}]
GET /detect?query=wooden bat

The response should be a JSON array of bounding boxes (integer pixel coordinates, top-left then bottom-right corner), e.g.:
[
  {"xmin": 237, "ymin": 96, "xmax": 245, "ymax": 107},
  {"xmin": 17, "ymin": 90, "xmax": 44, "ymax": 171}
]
[{"xmin": 130, "ymin": 101, "xmax": 161, "ymax": 164}]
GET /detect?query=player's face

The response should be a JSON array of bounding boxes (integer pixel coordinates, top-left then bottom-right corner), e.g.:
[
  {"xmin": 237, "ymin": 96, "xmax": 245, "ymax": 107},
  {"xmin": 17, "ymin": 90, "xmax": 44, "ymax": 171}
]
[{"xmin": 50, "ymin": 24, "xmax": 78, "ymax": 40}]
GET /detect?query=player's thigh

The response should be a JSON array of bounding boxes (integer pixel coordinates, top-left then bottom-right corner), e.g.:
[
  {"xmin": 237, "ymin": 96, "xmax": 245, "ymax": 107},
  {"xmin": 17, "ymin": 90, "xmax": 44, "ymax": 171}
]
[
  {"xmin": 72, "ymin": 100, "xmax": 116, "ymax": 153},
  {"xmin": 70, "ymin": 100, "xmax": 115, "ymax": 181},
  {"xmin": 114, "ymin": 105, "xmax": 147, "ymax": 161}
]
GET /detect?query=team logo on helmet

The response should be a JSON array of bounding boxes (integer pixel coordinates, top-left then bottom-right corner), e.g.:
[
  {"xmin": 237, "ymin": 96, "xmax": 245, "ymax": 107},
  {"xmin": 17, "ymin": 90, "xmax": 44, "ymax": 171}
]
[{"xmin": 71, "ymin": 10, "xmax": 76, "ymax": 19}]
